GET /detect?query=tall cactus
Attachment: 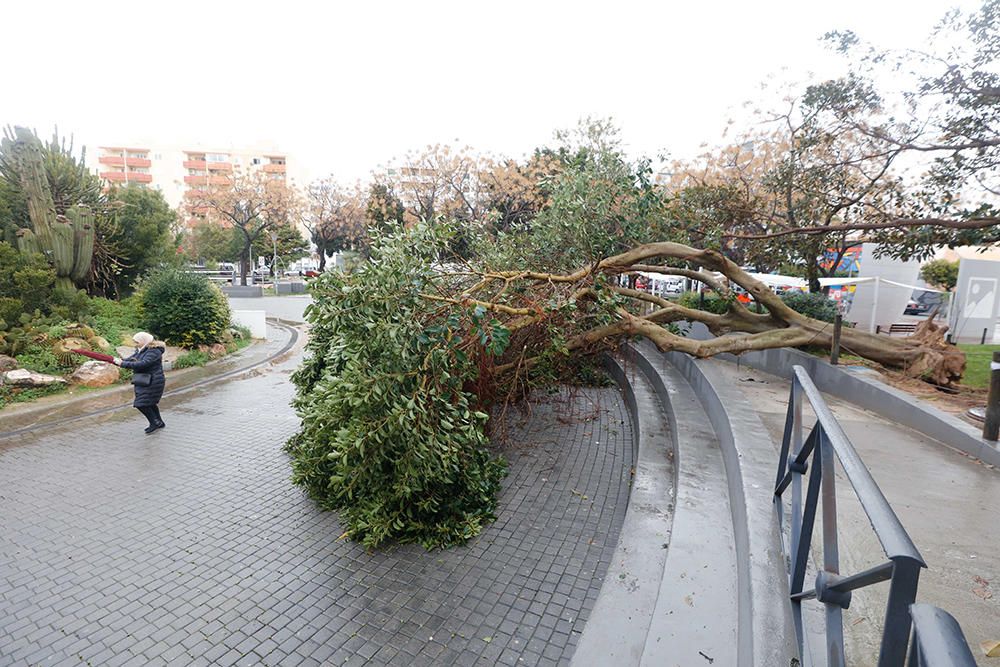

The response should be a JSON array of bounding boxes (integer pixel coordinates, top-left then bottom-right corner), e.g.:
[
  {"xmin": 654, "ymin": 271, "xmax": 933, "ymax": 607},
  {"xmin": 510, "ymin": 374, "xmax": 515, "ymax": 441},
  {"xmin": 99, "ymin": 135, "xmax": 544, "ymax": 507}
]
[{"xmin": 1, "ymin": 127, "xmax": 94, "ymax": 290}]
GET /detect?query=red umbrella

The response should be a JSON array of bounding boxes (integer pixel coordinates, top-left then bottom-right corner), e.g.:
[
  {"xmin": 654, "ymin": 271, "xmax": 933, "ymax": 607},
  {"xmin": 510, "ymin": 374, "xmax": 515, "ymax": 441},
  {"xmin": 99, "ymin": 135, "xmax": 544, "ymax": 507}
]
[{"xmin": 72, "ymin": 348, "xmax": 116, "ymax": 363}]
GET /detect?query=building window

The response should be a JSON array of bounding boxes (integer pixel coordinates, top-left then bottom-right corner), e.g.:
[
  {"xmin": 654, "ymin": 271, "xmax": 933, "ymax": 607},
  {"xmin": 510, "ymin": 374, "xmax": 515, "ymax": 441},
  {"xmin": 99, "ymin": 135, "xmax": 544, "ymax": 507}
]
[
  {"xmin": 206, "ymin": 153, "xmax": 229, "ymax": 163},
  {"xmin": 251, "ymin": 157, "xmax": 261, "ymax": 165}
]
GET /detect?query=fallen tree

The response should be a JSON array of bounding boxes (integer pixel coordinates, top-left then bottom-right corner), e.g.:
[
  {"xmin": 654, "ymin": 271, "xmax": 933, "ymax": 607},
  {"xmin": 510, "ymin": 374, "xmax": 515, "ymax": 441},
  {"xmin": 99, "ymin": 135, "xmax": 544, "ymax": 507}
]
[
  {"xmin": 287, "ymin": 223, "xmax": 964, "ymax": 550},
  {"xmin": 456, "ymin": 240, "xmax": 965, "ymax": 387}
]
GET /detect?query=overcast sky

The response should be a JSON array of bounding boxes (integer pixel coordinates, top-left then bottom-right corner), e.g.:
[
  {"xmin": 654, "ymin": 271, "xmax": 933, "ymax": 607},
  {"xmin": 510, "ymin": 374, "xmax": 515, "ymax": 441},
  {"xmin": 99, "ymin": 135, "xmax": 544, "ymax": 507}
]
[{"xmin": 4, "ymin": 0, "xmax": 976, "ymax": 185}]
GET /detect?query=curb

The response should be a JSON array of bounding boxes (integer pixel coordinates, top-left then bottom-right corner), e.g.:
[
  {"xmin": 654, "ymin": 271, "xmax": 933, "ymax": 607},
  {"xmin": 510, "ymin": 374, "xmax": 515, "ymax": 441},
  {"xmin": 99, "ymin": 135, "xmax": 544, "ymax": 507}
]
[
  {"xmin": 651, "ymin": 343, "xmax": 798, "ymax": 666},
  {"xmin": 571, "ymin": 356, "xmax": 675, "ymax": 665},
  {"xmin": 0, "ymin": 320, "xmax": 300, "ymax": 439}
]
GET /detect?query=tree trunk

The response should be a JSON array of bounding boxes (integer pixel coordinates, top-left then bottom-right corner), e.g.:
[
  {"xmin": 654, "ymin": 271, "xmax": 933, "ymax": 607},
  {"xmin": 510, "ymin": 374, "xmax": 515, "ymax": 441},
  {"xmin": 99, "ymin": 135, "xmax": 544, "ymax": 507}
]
[
  {"xmin": 318, "ymin": 250, "xmax": 327, "ymax": 272},
  {"xmin": 436, "ymin": 241, "xmax": 967, "ymax": 387},
  {"xmin": 239, "ymin": 247, "xmax": 250, "ymax": 286}
]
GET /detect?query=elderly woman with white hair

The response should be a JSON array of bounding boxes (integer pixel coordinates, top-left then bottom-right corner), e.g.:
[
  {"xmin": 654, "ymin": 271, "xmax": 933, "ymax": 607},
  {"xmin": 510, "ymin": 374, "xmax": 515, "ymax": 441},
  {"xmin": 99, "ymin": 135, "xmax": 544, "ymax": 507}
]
[{"xmin": 113, "ymin": 332, "xmax": 167, "ymax": 434}]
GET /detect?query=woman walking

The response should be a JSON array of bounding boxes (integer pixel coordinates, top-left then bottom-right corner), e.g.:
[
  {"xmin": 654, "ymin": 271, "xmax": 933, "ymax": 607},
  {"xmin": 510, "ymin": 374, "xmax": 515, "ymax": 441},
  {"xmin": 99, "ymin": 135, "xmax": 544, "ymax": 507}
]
[{"xmin": 114, "ymin": 332, "xmax": 166, "ymax": 434}]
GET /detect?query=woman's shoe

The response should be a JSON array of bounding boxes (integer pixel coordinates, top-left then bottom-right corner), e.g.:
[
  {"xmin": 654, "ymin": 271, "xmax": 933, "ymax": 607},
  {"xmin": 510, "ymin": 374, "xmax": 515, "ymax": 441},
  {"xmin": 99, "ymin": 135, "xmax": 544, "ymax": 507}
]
[{"xmin": 145, "ymin": 421, "xmax": 165, "ymax": 434}]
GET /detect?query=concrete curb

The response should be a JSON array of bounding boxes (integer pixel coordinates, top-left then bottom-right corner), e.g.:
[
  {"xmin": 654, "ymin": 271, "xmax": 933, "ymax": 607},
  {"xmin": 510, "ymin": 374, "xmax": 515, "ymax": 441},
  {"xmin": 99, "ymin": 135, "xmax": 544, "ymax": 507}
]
[
  {"xmin": 684, "ymin": 323, "xmax": 1000, "ymax": 467},
  {"xmin": 642, "ymin": 343, "xmax": 798, "ymax": 667},
  {"xmin": 0, "ymin": 320, "xmax": 300, "ymax": 439},
  {"xmin": 572, "ymin": 357, "xmax": 676, "ymax": 665}
]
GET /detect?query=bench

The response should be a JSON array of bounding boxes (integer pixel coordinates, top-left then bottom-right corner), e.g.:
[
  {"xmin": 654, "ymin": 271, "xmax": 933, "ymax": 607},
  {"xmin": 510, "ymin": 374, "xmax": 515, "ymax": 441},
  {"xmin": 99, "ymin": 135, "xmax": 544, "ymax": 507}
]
[{"xmin": 877, "ymin": 322, "xmax": 918, "ymax": 336}]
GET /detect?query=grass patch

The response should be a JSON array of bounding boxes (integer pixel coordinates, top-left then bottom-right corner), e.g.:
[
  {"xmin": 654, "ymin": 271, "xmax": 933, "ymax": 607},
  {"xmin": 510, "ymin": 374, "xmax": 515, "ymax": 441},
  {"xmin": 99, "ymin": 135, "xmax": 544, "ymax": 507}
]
[
  {"xmin": 0, "ymin": 383, "xmax": 68, "ymax": 410},
  {"xmin": 957, "ymin": 344, "xmax": 1000, "ymax": 389},
  {"xmin": 173, "ymin": 350, "xmax": 212, "ymax": 369}
]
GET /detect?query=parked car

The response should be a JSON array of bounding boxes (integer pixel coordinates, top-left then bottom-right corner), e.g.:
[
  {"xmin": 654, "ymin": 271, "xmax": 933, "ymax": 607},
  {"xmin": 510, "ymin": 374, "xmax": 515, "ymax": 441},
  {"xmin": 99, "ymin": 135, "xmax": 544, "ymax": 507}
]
[{"xmin": 303, "ymin": 269, "xmax": 321, "ymax": 278}]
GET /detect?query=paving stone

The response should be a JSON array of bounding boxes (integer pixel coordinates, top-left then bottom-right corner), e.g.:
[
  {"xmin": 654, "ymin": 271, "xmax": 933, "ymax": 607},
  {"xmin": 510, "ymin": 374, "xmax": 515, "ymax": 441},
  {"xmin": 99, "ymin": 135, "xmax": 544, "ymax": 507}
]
[{"xmin": 0, "ymin": 341, "xmax": 633, "ymax": 666}]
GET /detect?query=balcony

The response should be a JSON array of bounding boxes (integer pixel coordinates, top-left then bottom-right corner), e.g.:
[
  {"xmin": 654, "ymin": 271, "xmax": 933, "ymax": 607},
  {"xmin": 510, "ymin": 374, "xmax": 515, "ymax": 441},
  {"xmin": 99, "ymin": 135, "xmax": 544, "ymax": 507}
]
[
  {"xmin": 183, "ymin": 160, "xmax": 207, "ymax": 170},
  {"xmin": 101, "ymin": 171, "xmax": 152, "ymax": 184},
  {"xmin": 185, "ymin": 174, "xmax": 230, "ymax": 187},
  {"xmin": 207, "ymin": 161, "xmax": 232, "ymax": 172},
  {"xmin": 262, "ymin": 163, "xmax": 286, "ymax": 174},
  {"xmin": 99, "ymin": 156, "xmax": 151, "ymax": 168},
  {"xmin": 184, "ymin": 189, "xmax": 208, "ymax": 199}
]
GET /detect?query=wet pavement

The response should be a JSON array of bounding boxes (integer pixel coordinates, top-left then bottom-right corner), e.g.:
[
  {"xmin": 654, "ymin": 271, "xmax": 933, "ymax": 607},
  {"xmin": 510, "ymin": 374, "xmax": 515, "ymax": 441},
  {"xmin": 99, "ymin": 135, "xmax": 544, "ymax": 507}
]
[
  {"xmin": 709, "ymin": 360, "xmax": 1000, "ymax": 666},
  {"xmin": 0, "ymin": 332, "xmax": 634, "ymax": 666}
]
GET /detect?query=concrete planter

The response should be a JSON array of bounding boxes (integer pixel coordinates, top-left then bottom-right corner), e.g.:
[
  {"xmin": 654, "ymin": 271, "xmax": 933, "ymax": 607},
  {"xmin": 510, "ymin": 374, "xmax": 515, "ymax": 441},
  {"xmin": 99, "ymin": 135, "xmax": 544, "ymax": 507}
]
[{"xmin": 221, "ymin": 285, "xmax": 263, "ymax": 298}]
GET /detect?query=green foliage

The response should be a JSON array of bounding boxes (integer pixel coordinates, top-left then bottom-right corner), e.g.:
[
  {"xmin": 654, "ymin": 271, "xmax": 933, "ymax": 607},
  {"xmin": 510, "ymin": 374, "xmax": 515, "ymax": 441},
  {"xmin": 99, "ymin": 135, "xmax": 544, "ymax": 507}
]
[
  {"xmin": 482, "ymin": 120, "xmax": 671, "ymax": 272},
  {"xmin": 173, "ymin": 349, "xmax": 211, "ymax": 369},
  {"xmin": 677, "ymin": 290, "xmax": 731, "ymax": 315},
  {"xmin": 287, "ymin": 222, "xmax": 507, "ymax": 550},
  {"xmin": 137, "ymin": 268, "xmax": 231, "ymax": 347},
  {"xmin": 919, "ymin": 259, "xmax": 959, "ymax": 292},
  {"xmin": 106, "ymin": 185, "xmax": 178, "ymax": 294},
  {"xmin": 86, "ymin": 295, "xmax": 143, "ymax": 347},
  {"xmin": 781, "ymin": 291, "xmax": 839, "ymax": 323},
  {"xmin": 0, "ymin": 382, "xmax": 67, "ymax": 410},
  {"xmin": 251, "ymin": 222, "xmax": 310, "ymax": 275},
  {"xmin": 15, "ymin": 344, "xmax": 75, "ymax": 375},
  {"xmin": 183, "ymin": 220, "xmax": 239, "ymax": 264},
  {"xmin": 0, "ymin": 241, "xmax": 55, "ymax": 324}
]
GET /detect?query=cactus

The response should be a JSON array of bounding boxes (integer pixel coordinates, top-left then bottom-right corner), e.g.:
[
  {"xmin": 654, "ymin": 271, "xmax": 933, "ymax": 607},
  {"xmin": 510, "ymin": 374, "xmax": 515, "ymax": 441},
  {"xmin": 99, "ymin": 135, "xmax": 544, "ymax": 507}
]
[{"xmin": 2, "ymin": 127, "xmax": 95, "ymax": 290}]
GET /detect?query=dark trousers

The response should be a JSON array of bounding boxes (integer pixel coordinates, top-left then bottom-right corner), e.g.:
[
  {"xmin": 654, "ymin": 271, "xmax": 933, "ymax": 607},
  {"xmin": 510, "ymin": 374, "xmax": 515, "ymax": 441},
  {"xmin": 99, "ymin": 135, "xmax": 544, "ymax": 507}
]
[{"xmin": 136, "ymin": 405, "xmax": 162, "ymax": 426}]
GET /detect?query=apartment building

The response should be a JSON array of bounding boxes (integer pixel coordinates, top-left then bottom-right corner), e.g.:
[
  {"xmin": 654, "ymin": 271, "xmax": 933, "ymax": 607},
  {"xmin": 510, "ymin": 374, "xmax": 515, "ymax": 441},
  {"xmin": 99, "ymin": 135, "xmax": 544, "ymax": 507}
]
[
  {"xmin": 95, "ymin": 147, "xmax": 154, "ymax": 185},
  {"xmin": 90, "ymin": 144, "xmax": 295, "ymax": 220}
]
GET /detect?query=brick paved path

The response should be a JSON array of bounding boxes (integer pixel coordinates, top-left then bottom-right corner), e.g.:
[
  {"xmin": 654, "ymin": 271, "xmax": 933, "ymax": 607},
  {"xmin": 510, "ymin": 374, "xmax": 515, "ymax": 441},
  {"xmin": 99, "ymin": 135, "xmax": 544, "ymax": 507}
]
[{"xmin": 0, "ymin": 336, "xmax": 634, "ymax": 667}]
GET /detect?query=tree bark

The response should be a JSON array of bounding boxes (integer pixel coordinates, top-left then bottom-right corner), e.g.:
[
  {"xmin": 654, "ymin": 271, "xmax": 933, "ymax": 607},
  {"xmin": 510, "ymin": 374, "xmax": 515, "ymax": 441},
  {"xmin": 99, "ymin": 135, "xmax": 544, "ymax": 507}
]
[{"xmin": 441, "ymin": 240, "xmax": 967, "ymax": 387}]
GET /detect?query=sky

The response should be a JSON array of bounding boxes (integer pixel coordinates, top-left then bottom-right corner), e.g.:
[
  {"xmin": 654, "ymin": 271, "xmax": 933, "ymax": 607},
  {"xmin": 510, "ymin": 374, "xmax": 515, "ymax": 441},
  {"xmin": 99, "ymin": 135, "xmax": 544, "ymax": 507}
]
[{"xmin": 4, "ymin": 0, "xmax": 979, "ymax": 186}]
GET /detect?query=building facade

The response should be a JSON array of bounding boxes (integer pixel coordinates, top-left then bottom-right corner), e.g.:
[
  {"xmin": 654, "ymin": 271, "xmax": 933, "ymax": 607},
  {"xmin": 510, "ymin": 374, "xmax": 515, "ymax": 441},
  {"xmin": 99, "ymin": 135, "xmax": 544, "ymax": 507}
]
[{"xmin": 90, "ymin": 143, "xmax": 295, "ymax": 221}]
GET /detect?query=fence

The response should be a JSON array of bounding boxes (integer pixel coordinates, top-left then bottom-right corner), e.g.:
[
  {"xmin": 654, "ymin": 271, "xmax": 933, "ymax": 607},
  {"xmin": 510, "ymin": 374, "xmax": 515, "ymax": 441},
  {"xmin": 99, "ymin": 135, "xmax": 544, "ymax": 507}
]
[{"xmin": 774, "ymin": 365, "xmax": 975, "ymax": 666}]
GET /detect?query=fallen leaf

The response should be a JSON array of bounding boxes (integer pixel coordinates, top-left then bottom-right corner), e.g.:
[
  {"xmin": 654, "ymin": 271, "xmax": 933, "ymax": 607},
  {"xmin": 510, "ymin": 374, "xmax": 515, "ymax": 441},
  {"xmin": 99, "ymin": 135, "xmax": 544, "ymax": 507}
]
[{"xmin": 981, "ymin": 640, "xmax": 1000, "ymax": 657}]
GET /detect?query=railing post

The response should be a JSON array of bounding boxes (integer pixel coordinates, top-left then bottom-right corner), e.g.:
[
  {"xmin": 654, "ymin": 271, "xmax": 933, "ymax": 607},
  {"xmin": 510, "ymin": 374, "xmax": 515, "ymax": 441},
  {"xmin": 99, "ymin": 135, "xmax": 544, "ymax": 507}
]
[
  {"xmin": 790, "ymin": 379, "xmax": 805, "ymax": 589},
  {"xmin": 831, "ymin": 313, "xmax": 843, "ymax": 365},
  {"xmin": 983, "ymin": 350, "xmax": 1000, "ymax": 441},
  {"xmin": 820, "ymin": 430, "xmax": 847, "ymax": 667},
  {"xmin": 879, "ymin": 557, "xmax": 923, "ymax": 666}
]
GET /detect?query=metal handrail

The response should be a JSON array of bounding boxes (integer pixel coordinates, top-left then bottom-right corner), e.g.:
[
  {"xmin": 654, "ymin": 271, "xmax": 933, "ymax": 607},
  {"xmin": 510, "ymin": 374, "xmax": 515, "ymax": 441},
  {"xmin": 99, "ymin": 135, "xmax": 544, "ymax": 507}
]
[
  {"xmin": 774, "ymin": 365, "xmax": 932, "ymax": 666},
  {"xmin": 907, "ymin": 605, "xmax": 977, "ymax": 667}
]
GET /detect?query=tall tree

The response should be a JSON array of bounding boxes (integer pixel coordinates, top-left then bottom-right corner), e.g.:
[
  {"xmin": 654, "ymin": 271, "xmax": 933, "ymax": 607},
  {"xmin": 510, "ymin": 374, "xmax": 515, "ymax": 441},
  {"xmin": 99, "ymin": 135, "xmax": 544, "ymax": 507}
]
[
  {"xmin": 251, "ymin": 221, "xmax": 310, "ymax": 276},
  {"xmin": 189, "ymin": 170, "xmax": 301, "ymax": 285},
  {"xmin": 305, "ymin": 177, "xmax": 367, "ymax": 270},
  {"xmin": 666, "ymin": 89, "xmax": 907, "ymax": 292},
  {"xmin": 106, "ymin": 185, "xmax": 177, "ymax": 294}
]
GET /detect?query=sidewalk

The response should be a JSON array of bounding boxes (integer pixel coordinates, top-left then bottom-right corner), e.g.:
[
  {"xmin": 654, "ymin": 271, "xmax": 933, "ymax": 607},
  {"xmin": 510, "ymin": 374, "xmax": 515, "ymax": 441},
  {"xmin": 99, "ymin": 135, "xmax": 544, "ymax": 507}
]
[
  {"xmin": 0, "ymin": 343, "xmax": 634, "ymax": 665},
  {"xmin": 708, "ymin": 359, "xmax": 1000, "ymax": 666}
]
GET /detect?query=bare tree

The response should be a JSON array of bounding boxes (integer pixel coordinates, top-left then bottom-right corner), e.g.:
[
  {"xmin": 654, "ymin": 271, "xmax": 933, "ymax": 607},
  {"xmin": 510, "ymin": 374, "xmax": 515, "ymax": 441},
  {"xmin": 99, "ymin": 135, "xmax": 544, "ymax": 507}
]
[{"xmin": 189, "ymin": 170, "xmax": 301, "ymax": 285}]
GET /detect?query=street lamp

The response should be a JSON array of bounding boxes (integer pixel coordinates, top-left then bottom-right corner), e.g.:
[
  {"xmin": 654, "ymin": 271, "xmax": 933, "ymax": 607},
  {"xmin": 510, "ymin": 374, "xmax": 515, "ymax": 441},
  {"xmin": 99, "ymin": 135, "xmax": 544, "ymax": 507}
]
[{"xmin": 269, "ymin": 229, "xmax": 279, "ymax": 282}]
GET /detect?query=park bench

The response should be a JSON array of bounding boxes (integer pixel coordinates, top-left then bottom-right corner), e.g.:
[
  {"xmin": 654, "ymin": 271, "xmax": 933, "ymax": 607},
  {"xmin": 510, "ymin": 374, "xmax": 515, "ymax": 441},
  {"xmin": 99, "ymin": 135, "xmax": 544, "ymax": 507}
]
[{"xmin": 876, "ymin": 322, "xmax": 918, "ymax": 336}]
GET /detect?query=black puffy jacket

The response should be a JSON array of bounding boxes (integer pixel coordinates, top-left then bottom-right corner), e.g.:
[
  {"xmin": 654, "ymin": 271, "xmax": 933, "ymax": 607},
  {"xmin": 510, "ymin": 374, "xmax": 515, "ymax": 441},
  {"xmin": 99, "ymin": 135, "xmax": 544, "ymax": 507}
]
[{"xmin": 120, "ymin": 342, "xmax": 166, "ymax": 407}]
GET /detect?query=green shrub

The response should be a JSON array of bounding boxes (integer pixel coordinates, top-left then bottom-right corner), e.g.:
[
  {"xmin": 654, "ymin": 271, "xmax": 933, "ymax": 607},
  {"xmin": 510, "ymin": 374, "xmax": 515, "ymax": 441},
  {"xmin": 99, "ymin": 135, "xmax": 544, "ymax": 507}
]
[
  {"xmin": 677, "ymin": 290, "xmax": 732, "ymax": 314},
  {"xmin": 173, "ymin": 349, "xmax": 211, "ymax": 369},
  {"xmin": 286, "ymin": 223, "xmax": 507, "ymax": 550},
  {"xmin": 16, "ymin": 344, "xmax": 75, "ymax": 375},
  {"xmin": 0, "ymin": 241, "xmax": 56, "ymax": 324},
  {"xmin": 137, "ymin": 268, "xmax": 231, "ymax": 347},
  {"xmin": 781, "ymin": 291, "xmax": 838, "ymax": 323},
  {"xmin": 86, "ymin": 295, "xmax": 142, "ymax": 346},
  {"xmin": 0, "ymin": 383, "xmax": 67, "ymax": 410}
]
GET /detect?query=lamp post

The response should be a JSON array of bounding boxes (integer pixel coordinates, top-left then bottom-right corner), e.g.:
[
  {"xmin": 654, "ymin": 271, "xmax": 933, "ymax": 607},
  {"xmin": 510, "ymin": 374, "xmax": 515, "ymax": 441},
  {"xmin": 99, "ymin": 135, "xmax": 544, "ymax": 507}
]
[{"xmin": 269, "ymin": 229, "xmax": 279, "ymax": 282}]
